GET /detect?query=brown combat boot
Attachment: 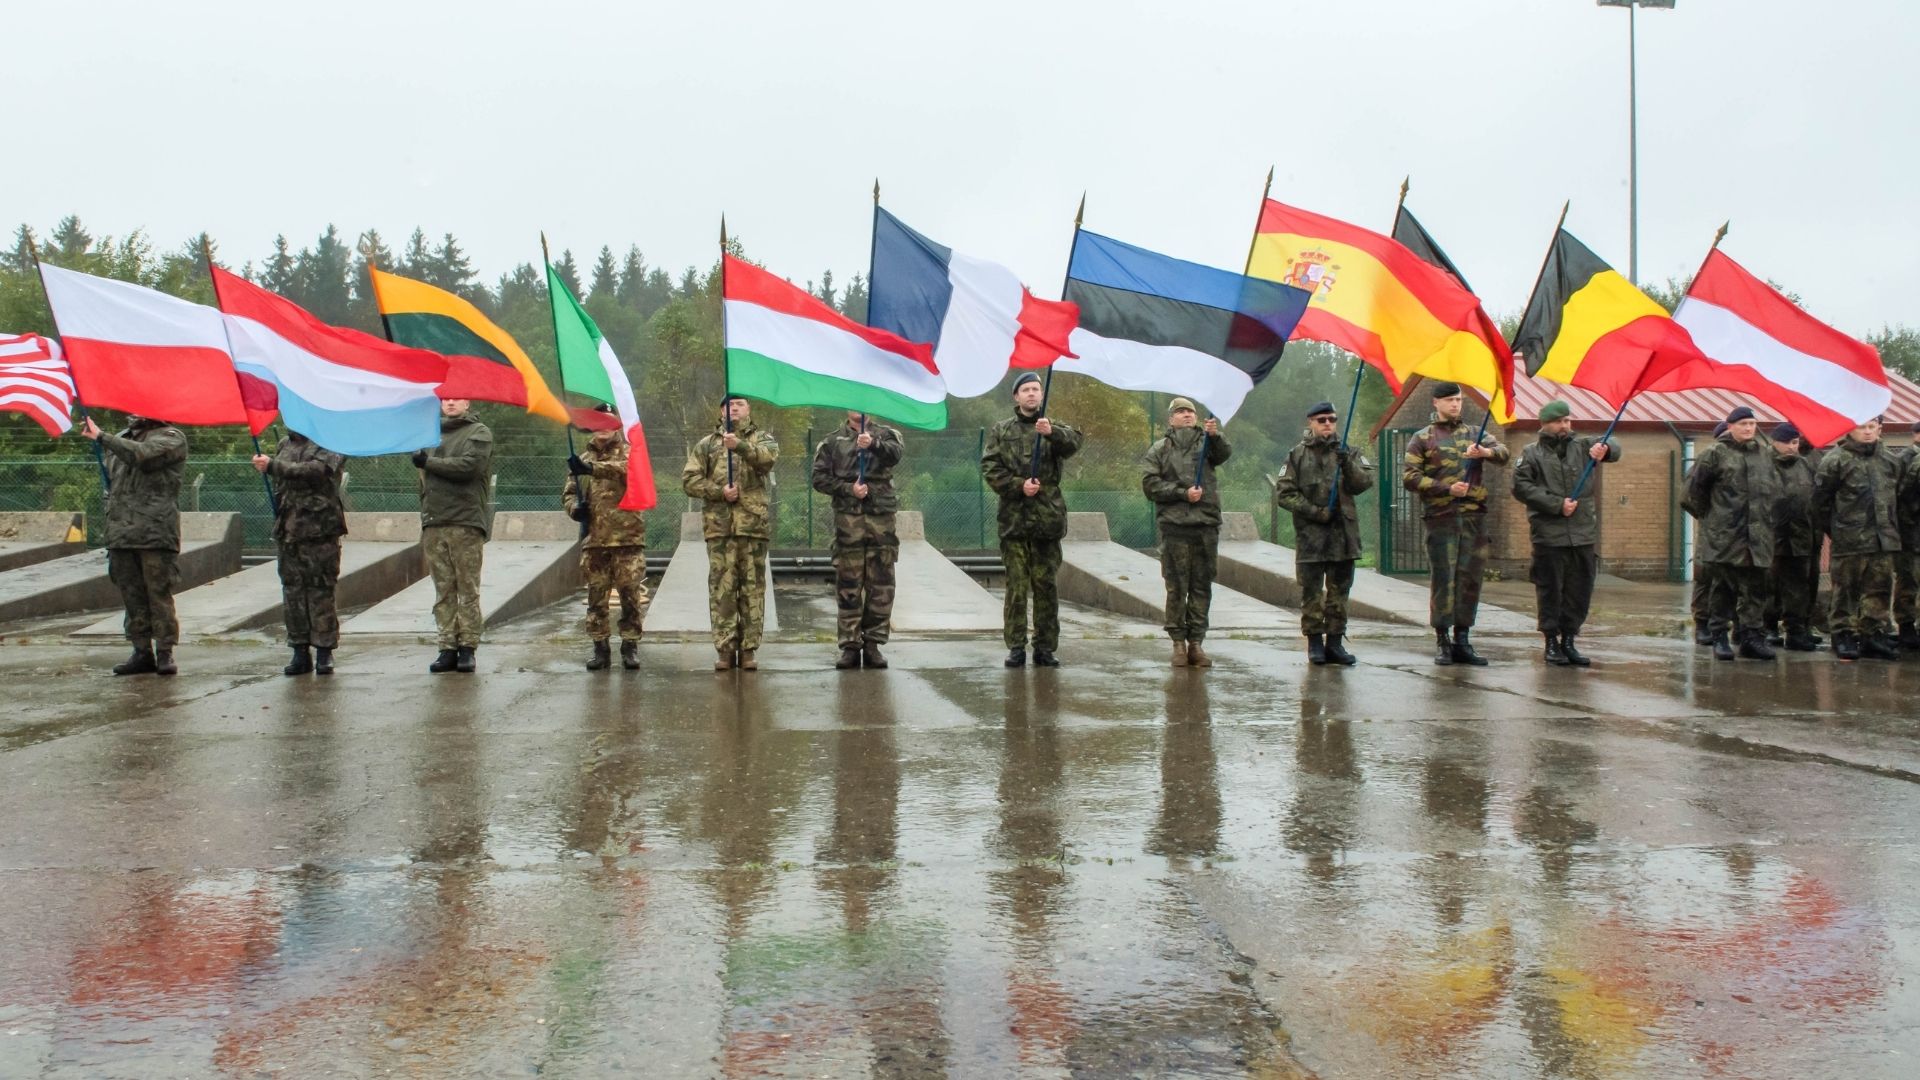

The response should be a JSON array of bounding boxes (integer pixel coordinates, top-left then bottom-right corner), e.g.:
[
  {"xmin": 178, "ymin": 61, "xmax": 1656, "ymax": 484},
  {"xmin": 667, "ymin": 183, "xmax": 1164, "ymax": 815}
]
[
  {"xmin": 715, "ymin": 647, "xmax": 735, "ymax": 671},
  {"xmin": 1187, "ymin": 642, "xmax": 1212, "ymax": 667},
  {"xmin": 1171, "ymin": 640, "xmax": 1188, "ymax": 667},
  {"xmin": 739, "ymin": 649, "xmax": 758, "ymax": 671},
  {"xmin": 862, "ymin": 643, "xmax": 888, "ymax": 669}
]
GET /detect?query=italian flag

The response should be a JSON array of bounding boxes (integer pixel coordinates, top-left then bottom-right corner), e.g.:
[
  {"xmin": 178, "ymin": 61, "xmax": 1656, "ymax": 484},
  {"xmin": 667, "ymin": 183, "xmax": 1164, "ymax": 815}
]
[
  {"xmin": 546, "ymin": 261, "xmax": 656, "ymax": 510},
  {"xmin": 723, "ymin": 255, "xmax": 947, "ymax": 429}
]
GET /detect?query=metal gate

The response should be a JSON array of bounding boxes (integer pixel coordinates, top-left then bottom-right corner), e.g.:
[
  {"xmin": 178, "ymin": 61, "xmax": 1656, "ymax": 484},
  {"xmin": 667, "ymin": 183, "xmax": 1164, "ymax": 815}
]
[{"xmin": 1377, "ymin": 427, "xmax": 1429, "ymax": 575}]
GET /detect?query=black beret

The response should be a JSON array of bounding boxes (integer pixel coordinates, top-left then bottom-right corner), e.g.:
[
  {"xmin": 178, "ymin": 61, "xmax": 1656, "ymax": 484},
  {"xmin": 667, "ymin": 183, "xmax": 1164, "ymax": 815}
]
[
  {"xmin": 1429, "ymin": 381, "xmax": 1462, "ymax": 399},
  {"xmin": 1724, "ymin": 406, "xmax": 1755, "ymax": 424},
  {"xmin": 1011, "ymin": 371, "xmax": 1042, "ymax": 395},
  {"xmin": 1770, "ymin": 423, "xmax": 1799, "ymax": 443},
  {"xmin": 1306, "ymin": 400, "xmax": 1336, "ymax": 417}
]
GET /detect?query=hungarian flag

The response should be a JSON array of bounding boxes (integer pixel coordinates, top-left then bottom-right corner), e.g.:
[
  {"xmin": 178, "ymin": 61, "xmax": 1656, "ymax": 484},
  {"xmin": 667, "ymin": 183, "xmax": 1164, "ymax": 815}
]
[
  {"xmin": 723, "ymin": 255, "xmax": 946, "ymax": 429},
  {"xmin": 0, "ymin": 332, "xmax": 75, "ymax": 436},
  {"xmin": 369, "ymin": 267, "xmax": 570, "ymax": 424},
  {"xmin": 546, "ymin": 260, "xmax": 656, "ymax": 510},
  {"xmin": 1391, "ymin": 205, "xmax": 1517, "ymax": 423},
  {"xmin": 1648, "ymin": 250, "xmax": 1888, "ymax": 447},
  {"xmin": 867, "ymin": 206, "xmax": 1078, "ymax": 398}
]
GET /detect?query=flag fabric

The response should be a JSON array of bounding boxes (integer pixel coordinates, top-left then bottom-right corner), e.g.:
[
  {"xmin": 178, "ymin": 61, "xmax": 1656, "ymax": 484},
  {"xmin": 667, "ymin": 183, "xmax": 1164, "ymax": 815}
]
[
  {"xmin": 1391, "ymin": 206, "xmax": 1518, "ymax": 424},
  {"xmin": 0, "ymin": 332, "xmax": 75, "ymax": 436},
  {"xmin": 1510, "ymin": 229, "xmax": 1706, "ymax": 409},
  {"xmin": 211, "ymin": 268, "xmax": 448, "ymax": 455},
  {"xmin": 1647, "ymin": 249, "xmax": 1888, "ymax": 447},
  {"xmin": 1057, "ymin": 230, "xmax": 1310, "ymax": 423},
  {"xmin": 34, "ymin": 263, "xmax": 248, "ymax": 426},
  {"xmin": 1249, "ymin": 199, "xmax": 1488, "ymax": 394},
  {"xmin": 546, "ymin": 261, "xmax": 656, "ymax": 510},
  {"xmin": 369, "ymin": 267, "xmax": 570, "ymax": 423},
  {"xmin": 867, "ymin": 206, "xmax": 1078, "ymax": 398},
  {"xmin": 722, "ymin": 255, "xmax": 947, "ymax": 429}
]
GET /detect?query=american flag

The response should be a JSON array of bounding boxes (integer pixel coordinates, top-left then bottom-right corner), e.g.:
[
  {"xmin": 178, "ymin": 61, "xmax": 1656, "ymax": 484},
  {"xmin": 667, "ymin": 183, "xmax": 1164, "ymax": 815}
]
[{"xmin": 0, "ymin": 332, "xmax": 76, "ymax": 436}]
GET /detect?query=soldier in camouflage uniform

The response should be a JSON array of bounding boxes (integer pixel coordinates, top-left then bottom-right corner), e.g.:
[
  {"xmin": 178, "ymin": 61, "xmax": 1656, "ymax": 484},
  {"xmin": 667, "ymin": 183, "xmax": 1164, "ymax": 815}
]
[
  {"xmin": 1893, "ymin": 421, "xmax": 1920, "ymax": 650},
  {"xmin": 682, "ymin": 394, "xmax": 778, "ymax": 671},
  {"xmin": 1510, "ymin": 399, "xmax": 1619, "ymax": 667},
  {"xmin": 811, "ymin": 411, "xmax": 903, "ymax": 670},
  {"xmin": 1813, "ymin": 416, "xmax": 1903, "ymax": 661},
  {"xmin": 1141, "ymin": 397, "xmax": 1231, "ymax": 668},
  {"xmin": 1274, "ymin": 400, "xmax": 1374, "ymax": 666},
  {"xmin": 1683, "ymin": 407, "xmax": 1780, "ymax": 661},
  {"xmin": 1762, "ymin": 423, "xmax": 1822, "ymax": 652},
  {"xmin": 1688, "ymin": 420, "xmax": 1729, "ymax": 646},
  {"xmin": 80, "ymin": 415, "xmax": 188, "ymax": 676},
  {"xmin": 982, "ymin": 371, "xmax": 1082, "ymax": 668},
  {"xmin": 412, "ymin": 398, "xmax": 493, "ymax": 674},
  {"xmin": 1401, "ymin": 381, "xmax": 1509, "ymax": 666},
  {"xmin": 564, "ymin": 406, "xmax": 650, "ymax": 671},
  {"xmin": 253, "ymin": 431, "xmax": 347, "ymax": 676}
]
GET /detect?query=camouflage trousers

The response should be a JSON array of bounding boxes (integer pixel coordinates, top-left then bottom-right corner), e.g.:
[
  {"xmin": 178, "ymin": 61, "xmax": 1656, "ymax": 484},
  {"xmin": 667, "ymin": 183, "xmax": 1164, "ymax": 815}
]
[
  {"xmin": 108, "ymin": 548, "xmax": 179, "ymax": 649},
  {"xmin": 425, "ymin": 525, "xmax": 486, "ymax": 649},
  {"xmin": 1707, "ymin": 562, "xmax": 1768, "ymax": 637},
  {"xmin": 1530, "ymin": 543, "xmax": 1598, "ymax": 635},
  {"xmin": 1893, "ymin": 551, "xmax": 1918, "ymax": 626},
  {"xmin": 582, "ymin": 545, "xmax": 648, "ymax": 642},
  {"xmin": 1422, "ymin": 513, "xmax": 1490, "ymax": 630},
  {"xmin": 1298, "ymin": 559, "xmax": 1356, "ymax": 636},
  {"xmin": 1830, "ymin": 552, "xmax": 1895, "ymax": 636},
  {"xmin": 1001, "ymin": 538, "xmax": 1062, "ymax": 652},
  {"xmin": 834, "ymin": 543, "xmax": 896, "ymax": 647},
  {"xmin": 1160, "ymin": 526, "xmax": 1218, "ymax": 643},
  {"xmin": 278, "ymin": 538, "xmax": 341, "ymax": 648},
  {"xmin": 707, "ymin": 537, "xmax": 768, "ymax": 652},
  {"xmin": 1765, "ymin": 553, "xmax": 1816, "ymax": 634},
  {"xmin": 1690, "ymin": 556, "xmax": 1712, "ymax": 622}
]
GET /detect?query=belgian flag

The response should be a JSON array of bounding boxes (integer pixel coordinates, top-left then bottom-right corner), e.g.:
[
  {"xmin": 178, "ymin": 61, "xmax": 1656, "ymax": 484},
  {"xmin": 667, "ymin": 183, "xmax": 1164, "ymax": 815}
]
[
  {"xmin": 370, "ymin": 267, "xmax": 570, "ymax": 423},
  {"xmin": 1510, "ymin": 229, "xmax": 1704, "ymax": 408}
]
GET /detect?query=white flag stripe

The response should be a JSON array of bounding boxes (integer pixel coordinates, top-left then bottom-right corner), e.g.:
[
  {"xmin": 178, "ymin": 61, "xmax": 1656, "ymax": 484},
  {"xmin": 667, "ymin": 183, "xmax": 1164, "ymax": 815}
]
[
  {"xmin": 36, "ymin": 264, "xmax": 232, "ymax": 351},
  {"xmin": 933, "ymin": 252, "xmax": 1025, "ymax": 399},
  {"xmin": 0, "ymin": 367, "xmax": 76, "ymax": 393},
  {"xmin": 1673, "ymin": 297, "xmax": 1892, "ymax": 422},
  {"xmin": 221, "ymin": 313, "xmax": 441, "ymax": 409},
  {"xmin": 1056, "ymin": 327, "xmax": 1255, "ymax": 423},
  {"xmin": 596, "ymin": 334, "xmax": 640, "ymax": 431},
  {"xmin": 0, "ymin": 331, "xmax": 75, "ymax": 432},
  {"xmin": 723, "ymin": 299, "xmax": 946, "ymax": 404}
]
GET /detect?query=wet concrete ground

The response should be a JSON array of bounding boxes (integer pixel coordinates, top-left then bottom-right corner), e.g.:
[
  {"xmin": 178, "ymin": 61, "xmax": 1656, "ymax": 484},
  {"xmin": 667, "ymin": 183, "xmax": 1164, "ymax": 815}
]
[{"xmin": 1, "ymin": 584, "xmax": 1917, "ymax": 1077}]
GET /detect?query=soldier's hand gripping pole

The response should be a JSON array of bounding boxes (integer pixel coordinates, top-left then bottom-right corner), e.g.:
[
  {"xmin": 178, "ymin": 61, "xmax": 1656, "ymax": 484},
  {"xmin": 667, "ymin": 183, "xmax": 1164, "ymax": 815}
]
[
  {"xmin": 1328, "ymin": 360, "xmax": 1366, "ymax": 510},
  {"xmin": 857, "ymin": 413, "xmax": 868, "ymax": 485},
  {"xmin": 1026, "ymin": 367, "xmax": 1054, "ymax": 480},
  {"xmin": 1569, "ymin": 399, "xmax": 1628, "ymax": 501},
  {"xmin": 251, "ymin": 434, "xmax": 279, "ymax": 517}
]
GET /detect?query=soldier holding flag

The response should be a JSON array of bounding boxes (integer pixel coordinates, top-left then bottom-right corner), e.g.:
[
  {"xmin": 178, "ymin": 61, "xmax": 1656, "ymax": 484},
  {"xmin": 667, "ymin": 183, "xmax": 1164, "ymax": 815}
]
[
  {"xmin": 812, "ymin": 411, "xmax": 904, "ymax": 670},
  {"xmin": 1275, "ymin": 400, "xmax": 1374, "ymax": 666},
  {"xmin": 1141, "ymin": 397, "xmax": 1231, "ymax": 668}
]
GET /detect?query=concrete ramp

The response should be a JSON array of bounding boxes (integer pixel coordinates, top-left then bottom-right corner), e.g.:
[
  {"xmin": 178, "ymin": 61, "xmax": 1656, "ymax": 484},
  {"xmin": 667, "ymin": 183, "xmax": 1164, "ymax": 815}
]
[
  {"xmin": 0, "ymin": 512, "xmax": 86, "ymax": 573},
  {"xmin": 341, "ymin": 512, "xmax": 581, "ymax": 638},
  {"xmin": 71, "ymin": 512, "xmax": 425, "ymax": 639},
  {"xmin": 1211, "ymin": 512, "xmax": 1533, "ymax": 632},
  {"xmin": 889, "ymin": 511, "xmax": 1001, "ymax": 633},
  {"xmin": 0, "ymin": 513, "xmax": 243, "ymax": 626},
  {"xmin": 642, "ymin": 513, "xmax": 780, "ymax": 636},
  {"xmin": 1057, "ymin": 512, "xmax": 1296, "ymax": 631}
]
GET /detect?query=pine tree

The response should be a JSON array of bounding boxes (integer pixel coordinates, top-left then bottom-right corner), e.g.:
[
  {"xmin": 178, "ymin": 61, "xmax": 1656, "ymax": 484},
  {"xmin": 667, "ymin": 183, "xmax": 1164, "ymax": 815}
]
[
  {"xmin": 350, "ymin": 229, "xmax": 397, "ymax": 334},
  {"xmin": 49, "ymin": 216, "xmax": 93, "ymax": 262},
  {"xmin": 400, "ymin": 228, "xmax": 433, "ymax": 279},
  {"xmin": 554, "ymin": 249, "xmax": 584, "ymax": 302},
  {"xmin": 840, "ymin": 272, "xmax": 868, "ymax": 323},
  {"xmin": 589, "ymin": 245, "xmax": 619, "ymax": 302},
  {"xmin": 432, "ymin": 232, "xmax": 477, "ymax": 298},
  {"xmin": 4, "ymin": 225, "xmax": 34, "ymax": 272},
  {"xmin": 616, "ymin": 246, "xmax": 650, "ymax": 310},
  {"xmin": 262, "ymin": 235, "xmax": 298, "ymax": 296},
  {"xmin": 812, "ymin": 269, "xmax": 837, "ymax": 309},
  {"xmin": 295, "ymin": 225, "xmax": 353, "ymax": 325}
]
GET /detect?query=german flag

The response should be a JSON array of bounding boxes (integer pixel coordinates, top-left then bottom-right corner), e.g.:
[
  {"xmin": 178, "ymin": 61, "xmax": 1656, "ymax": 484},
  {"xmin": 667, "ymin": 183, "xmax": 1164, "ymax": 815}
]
[
  {"xmin": 369, "ymin": 268, "xmax": 569, "ymax": 423},
  {"xmin": 1391, "ymin": 205, "xmax": 1516, "ymax": 423},
  {"xmin": 1510, "ymin": 229, "xmax": 1704, "ymax": 408}
]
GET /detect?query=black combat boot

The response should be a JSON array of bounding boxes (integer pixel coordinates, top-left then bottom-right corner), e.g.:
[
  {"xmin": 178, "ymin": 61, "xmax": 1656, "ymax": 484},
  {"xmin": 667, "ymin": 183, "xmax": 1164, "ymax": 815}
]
[
  {"xmin": 836, "ymin": 645, "xmax": 861, "ymax": 669},
  {"xmin": 284, "ymin": 645, "xmax": 313, "ymax": 677},
  {"xmin": 1544, "ymin": 633, "xmax": 1568, "ymax": 666},
  {"xmin": 863, "ymin": 643, "xmax": 889, "ymax": 669},
  {"xmin": 586, "ymin": 640, "xmax": 612, "ymax": 671},
  {"xmin": 1005, "ymin": 647, "xmax": 1025, "ymax": 668},
  {"xmin": 1433, "ymin": 628, "xmax": 1454, "ymax": 666},
  {"xmin": 1693, "ymin": 618, "xmax": 1713, "ymax": 646},
  {"xmin": 1783, "ymin": 622, "xmax": 1821, "ymax": 651},
  {"xmin": 1861, "ymin": 631, "xmax": 1901, "ymax": 661},
  {"xmin": 1451, "ymin": 628, "xmax": 1488, "ymax": 666},
  {"xmin": 1032, "ymin": 649, "xmax": 1060, "ymax": 667},
  {"xmin": 1899, "ymin": 621, "xmax": 1920, "ymax": 651},
  {"xmin": 620, "ymin": 640, "xmax": 639, "ymax": 669},
  {"xmin": 1325, "ymin": 634, "xmax": 1357, "ymax": 666},
  {"xmin": 113, "ymin": 644, "xmax": 157, "ymax": 676},
  {"xmin": 1833, "ymin": 630, "xmax": 1860, "ymax": 661},
  {"xmin": 1712, "ymin": 630, "xmax": 1735, "ymax": 662},
  {"xmin": 1561, "ymin": 636, "xmax": 1591, "ymax": 667},
  {"xmin": 1307, "ymin": 634, "xmax": 1328, "ymax": 665},
  {"xmin": 429, "ymin": 648, "xmax": 459, "ymax": 673},
  {"xmin": 314, "ymin": 647, "xmax": 335, "ymax": 675},
  {"xmin": 454, "ymin": 646, "xmax": 476, "ymax": 673},
  {"xmin": 1766, "ymin": 626, "xmax": 1784, "ymax": 648},
  {"xmin": 1738, "ymin": 631, "xmax": 1776, "ymax": 661},
  {"xmin": 154, "ymin": 649, "xmax": 177, "ymax": 676}
]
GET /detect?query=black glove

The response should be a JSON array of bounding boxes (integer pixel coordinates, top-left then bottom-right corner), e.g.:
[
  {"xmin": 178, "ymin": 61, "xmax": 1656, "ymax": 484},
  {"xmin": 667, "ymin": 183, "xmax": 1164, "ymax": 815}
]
[
  {"xmin": 567, "ymin": 504, "xmax": 589, "ymax": 522},
  {"xmin": 410, "ymin": 450, "xmax": 429, "ymax": 468},
  {"xmin": 567, "ymin": 454, "xmax": 592, "ymax": 476},
  {"xmin": 1335, "ymin": 444, "xmax": 1351, "ymax": 462}
]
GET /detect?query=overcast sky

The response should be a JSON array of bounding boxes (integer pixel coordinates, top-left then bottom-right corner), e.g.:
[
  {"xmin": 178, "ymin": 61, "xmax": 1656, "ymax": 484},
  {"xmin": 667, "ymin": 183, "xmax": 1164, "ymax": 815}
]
[{"xmin": 8, "ymin": 0, "xmax": 1913, "ymax": 333}]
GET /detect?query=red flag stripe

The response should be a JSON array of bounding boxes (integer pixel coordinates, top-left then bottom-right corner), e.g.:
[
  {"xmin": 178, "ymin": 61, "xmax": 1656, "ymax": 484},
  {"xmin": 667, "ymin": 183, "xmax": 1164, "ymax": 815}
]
[
  {"xmin": 1687, "ymin": 251, "xmax": 1883, "ymax": 383},
  {"xmin": 724, "ymin": 255, "xmax": 937, "ymax": 375}
]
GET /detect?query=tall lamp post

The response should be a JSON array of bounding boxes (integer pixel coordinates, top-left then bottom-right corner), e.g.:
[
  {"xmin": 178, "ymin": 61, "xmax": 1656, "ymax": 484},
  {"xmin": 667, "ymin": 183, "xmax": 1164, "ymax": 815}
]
[{"xmin": 1596, "ymin": 0, "xmax": 1675, "ymax": 284}]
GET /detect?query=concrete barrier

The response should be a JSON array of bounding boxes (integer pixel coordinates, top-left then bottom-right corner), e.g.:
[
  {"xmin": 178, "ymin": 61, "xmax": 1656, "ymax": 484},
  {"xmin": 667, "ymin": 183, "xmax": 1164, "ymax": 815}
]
[
  {"xmin": 1056, "ymin": 512, "xmax": 1296, "ymax": 631},
  {"xmin": 642, "ymin": 513, "xmax": 780, "ymax": 636},
  {"xmin": 0, "ymin": 512, "xmax": 86, "ymax": 573},
  {"xmin": 889, "ymin": 511, "xmax": 1002, "ymax": 632},
  {"xmin": 0, "ymin": 513, "xmax": 244, "ymax": 626},
  {"xmin": 341, "ymin": 511, "xmax": 582, "ymax": 637}
]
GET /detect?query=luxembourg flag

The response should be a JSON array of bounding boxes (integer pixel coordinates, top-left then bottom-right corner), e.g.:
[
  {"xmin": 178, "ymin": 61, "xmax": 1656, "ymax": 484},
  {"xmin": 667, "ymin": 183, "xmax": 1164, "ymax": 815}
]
[
  {"xmin": 211, "ymin": 267, "xmax": 448, "ymax": 455},
  {"xmin": 866, "ymin": 206, "xmax": 1078, "ymax": 398}
]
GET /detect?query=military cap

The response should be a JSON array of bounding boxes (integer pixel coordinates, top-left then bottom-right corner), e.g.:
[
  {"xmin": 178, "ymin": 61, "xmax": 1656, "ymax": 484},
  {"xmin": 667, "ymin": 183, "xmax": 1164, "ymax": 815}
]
[
  {"xmin": 1771, "ymin": 422, "xmax": 1799, "ymax": 443},
  {"xmin": 1429, "ymin": 381, "xmax": 1462, "ymax": 399},
  {"xmin": 1537, "ymin": 399, "xmax": 1571, "ymax": 423},
  {"xmin": 719, "ymin": 392, "xmax": 748, "ymax": 406},
  {"xmin": 1306, "ymin": 400, "xmax": 1335, "ymax": 417},
  {"xmin": 1167, "ymin": 396, "xmax": 1197, "ymax": 415},
  {"xmin": 1011, "ymin": 371, "xmax": 1042, "ymax": 395},
  {"xmin": 1724, "ymin": 406, "xmax": 1756, "ymax": 424},
  {"xmin": 1712, "ymin": 421, "xmax": 1728, "ymax": 438}
]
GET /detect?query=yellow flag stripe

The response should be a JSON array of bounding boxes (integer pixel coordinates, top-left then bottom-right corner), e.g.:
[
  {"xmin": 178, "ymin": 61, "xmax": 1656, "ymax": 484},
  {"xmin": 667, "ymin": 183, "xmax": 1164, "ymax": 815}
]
[
  {"xmin": 1249, "ymin": 232, "xmax": 1456, "ymax": 377},
  {"xmin": 370, "ymin": 268, "xmax": 568, "ymax": 423},
  {"xmin": 1412, "ymin": 330, "xmax": 1516, "ymax": 424},
  {"xmin": 1534, "ymin": 269, "xmax": 1670, "ymax": 386}
]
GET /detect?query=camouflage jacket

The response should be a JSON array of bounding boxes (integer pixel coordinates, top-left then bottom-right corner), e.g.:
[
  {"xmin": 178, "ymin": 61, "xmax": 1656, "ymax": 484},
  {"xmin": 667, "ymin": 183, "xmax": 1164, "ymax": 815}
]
[
  {"xmin": 419, "ymin": 412, "xmax": 494, "ymax": 538},
  {"xmin": 563, "ymin": 430, "xmax": 647, "ymax": 549},
  {"xmin": 981, "ymin": 410, "xmax": 1082, "ymax": 541},
  {"xmin": 1770, "ymin": 450, "xmax": 1819, "ymax": 558},
  {"xmin": 1897, "ymin": 444, "xmax": 1920, "ymax": 548},
  {"xmin": 1141, "ymin": 426, "xmax": 1232, "ymax": 531},
  {"xmin": 268, "ymin": 433, "xmax": 347, "ymax": 544},
  {"xmin": 810, "ymin": 421, "xmax": 903, "ymax": 548},
  {"xmin": 1400, "ymin": 416, "xmax": 1509, "ymax": 520},
  {"xmin": 1511, "ymin": 432, "xmax": 1620, "ymax": 548},
  {"xmin": 1683, "ymin": 434, "xmax": 1779, "ymax": 567},
  {"xmin": 100, "ymin": 419, "xmax": 188, "ymax": 551},
  {"xmin": 1813, "ymin": 435, "xmax": 1901, "ymax": 558},
  {"xmin": 1273, "ymin": 431, "xmax": 1374, "ymax": 562},
  {"xmin": 681, "ymin": 420, "xmax": 779, "ymax": 540}
]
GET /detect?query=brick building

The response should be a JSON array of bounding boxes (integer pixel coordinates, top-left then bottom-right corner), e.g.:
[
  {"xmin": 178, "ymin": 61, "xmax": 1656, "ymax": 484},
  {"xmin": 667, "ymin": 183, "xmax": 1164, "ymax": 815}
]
[{"xmin": 1370, "ymin": 370, "xmax": 1920, "ymax": 582}]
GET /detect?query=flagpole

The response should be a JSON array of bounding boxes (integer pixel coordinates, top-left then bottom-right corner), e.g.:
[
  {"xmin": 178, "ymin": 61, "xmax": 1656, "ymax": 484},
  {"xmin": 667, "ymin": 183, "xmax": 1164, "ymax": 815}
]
[
  {"xmin": 23, "ymin": 235, "xmax": 112, "ymax": 492},
  {"xmin": 1029, "ymin": 192, "xmax": 1083, "ymax": 480},
  {"xmin": 540, "ymin": 233, "xmax": 579, "ymax": 460},
  {"xmin": 858, "ymin": 180, "xmax": 881, "ymax": 485},
  {"xmin": 720, "ymin": 216, "xmax": 733, "ymax": 487},
  {"xmin": 1189, "ymin": 168, "xmax": 1281, "ymax": 489},
  {"xmin": 199, "ymin": 236, "xmax": 278, "ymax": 517}
]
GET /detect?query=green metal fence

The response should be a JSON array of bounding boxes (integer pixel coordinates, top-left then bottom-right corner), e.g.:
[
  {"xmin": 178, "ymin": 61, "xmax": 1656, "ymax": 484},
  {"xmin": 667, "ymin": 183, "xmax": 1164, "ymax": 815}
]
[{"xmin": 1376, "ymin": 427, "xmax": 1428, "ymax": 575}]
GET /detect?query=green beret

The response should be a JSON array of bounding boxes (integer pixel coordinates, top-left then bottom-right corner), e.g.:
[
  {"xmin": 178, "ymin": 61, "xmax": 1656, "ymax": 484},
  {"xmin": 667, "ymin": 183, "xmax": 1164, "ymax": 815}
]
[{"xmin": 1538, "ymin": 399, "xmax": 1571, "ymax": 423}]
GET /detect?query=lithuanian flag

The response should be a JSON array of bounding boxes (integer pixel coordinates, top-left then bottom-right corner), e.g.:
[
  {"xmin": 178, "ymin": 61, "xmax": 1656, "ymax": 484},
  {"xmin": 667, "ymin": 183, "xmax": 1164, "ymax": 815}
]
[
  {"xmin": 1510, "ymin": 229, "xmax": 1704, "ymax": 409},
  {"xmin": 369, "ymin": 267, "xmax": 569, "ymax": 423}
]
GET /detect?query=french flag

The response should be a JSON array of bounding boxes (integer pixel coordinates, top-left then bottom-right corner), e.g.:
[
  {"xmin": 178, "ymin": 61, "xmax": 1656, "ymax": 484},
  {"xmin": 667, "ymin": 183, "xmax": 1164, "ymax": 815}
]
[
  {"xmin": 211, "ymin": 267, "xmax": 448, "ymax": 455},
  {"xmin": 867, "ymin": 207, "xmax": 1079, "ymax": 398}
]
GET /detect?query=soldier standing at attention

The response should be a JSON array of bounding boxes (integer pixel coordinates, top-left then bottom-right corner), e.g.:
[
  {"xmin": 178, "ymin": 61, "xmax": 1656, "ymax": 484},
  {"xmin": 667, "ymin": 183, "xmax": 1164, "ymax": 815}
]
[
  {"xmin": 1683, "ymin": 406, "xmax": 1780, "ymax": 662},
  {"xmin": 811, "ymin": 411, "xmax": 903, "ymax": 670},
  {"xmin": 1689, "ymin": 419, "xmax": 1730, "ymax": 646},
  {"xmin": 1141, "ymin": 397, "xmax": 1231, "ymax": 668},
  {"xmin": 1813, "ymin": 416, "xmax": 1903, "ymax": 662},
  {"xmin": 412, "ymin": 398, "xmax": 492, "ymax": 674},
  {"xmin": 982, "ymin": 371, "xmax": 1082, "ymax": 668},
  {"xmin": 1274, "ymin": 400, "xmax": 1374, "ymax": 666},
  {"xmin": 1401, "ymin": 381, "xmax": 1509, "ymax": 666},
  {"xmin": 1763, "ymin": 423, "xmax": 1822, "ymax": 651},
  {"xmin": 1892, "ymin": 420, "xmax": 1920, "ymax": 650},
  {"xmin": 253, "ymin": 431, "xmax": 346, "ymax": 676},
  {"xmin": 564, "ymin": 405, "xmax": 649, "ymax": 672},
  {"xmin": 80, "ymin": 414, "xmax": 187, "ymax": 676},
  {"xmin": 682, "ymin": 394, "xmax": 778, "ymax": 672},
  {"xmin": 1510, "ymin": 399, "xmax": 1618, "ymax": 667}
]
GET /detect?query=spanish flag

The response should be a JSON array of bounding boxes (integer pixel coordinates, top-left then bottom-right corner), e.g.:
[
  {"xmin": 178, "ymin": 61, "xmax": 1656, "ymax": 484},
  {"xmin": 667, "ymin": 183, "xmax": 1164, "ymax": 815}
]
[
  {"xmin": 1510, "ymin": 229, "xmax": 1704, "ymax": 409},
  {"xmin": 369, "ymin": 267, "xmax": 569, "ymax": 423}
]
